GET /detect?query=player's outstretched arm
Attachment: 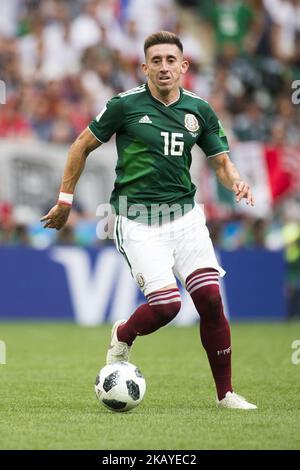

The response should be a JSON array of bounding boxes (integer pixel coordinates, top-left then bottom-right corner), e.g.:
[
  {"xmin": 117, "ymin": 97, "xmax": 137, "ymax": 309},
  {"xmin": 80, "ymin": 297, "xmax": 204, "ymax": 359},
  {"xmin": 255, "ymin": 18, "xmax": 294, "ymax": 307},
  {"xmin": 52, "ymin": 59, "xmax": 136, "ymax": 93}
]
[
  {"xmin": 40, "ymin": 128, "xmax": 101, "ymax": 230},
  {"xmin": 210, "ymin": 152, "xmax": 254, "ymax": 206}
]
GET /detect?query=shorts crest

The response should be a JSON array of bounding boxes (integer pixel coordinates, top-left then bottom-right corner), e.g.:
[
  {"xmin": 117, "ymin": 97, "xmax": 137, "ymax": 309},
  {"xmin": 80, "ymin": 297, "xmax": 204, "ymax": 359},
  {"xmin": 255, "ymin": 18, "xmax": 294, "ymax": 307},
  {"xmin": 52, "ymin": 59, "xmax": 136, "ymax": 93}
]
[{"xmin": 136, "ymin": 273, "xmax": 145, "ymax": 288}]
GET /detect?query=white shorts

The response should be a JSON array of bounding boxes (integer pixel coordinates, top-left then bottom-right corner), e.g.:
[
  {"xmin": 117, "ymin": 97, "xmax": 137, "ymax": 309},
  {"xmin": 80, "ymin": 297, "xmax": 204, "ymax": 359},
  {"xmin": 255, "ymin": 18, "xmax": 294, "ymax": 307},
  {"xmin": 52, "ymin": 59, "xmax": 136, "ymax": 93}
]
[{"xmin": 114, "ymin": 204, "xmax": 225, "ymax": 296}]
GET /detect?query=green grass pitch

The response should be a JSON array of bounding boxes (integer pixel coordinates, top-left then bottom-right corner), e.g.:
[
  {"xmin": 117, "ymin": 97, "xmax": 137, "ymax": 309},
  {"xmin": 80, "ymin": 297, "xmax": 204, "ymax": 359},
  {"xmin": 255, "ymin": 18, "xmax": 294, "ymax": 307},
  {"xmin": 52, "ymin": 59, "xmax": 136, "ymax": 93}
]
[{"xmin": 0, "ymin": 322, "xmax": 299, "ymax": 450}]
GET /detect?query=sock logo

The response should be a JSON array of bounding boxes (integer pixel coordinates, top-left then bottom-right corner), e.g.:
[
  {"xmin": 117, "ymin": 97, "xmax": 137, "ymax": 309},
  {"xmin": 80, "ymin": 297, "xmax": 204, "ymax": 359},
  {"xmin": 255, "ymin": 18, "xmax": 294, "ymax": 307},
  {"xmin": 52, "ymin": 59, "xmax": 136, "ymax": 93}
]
[{"xmin": 217, "ymin": 346, "xmax": 231, "ymax": 356}]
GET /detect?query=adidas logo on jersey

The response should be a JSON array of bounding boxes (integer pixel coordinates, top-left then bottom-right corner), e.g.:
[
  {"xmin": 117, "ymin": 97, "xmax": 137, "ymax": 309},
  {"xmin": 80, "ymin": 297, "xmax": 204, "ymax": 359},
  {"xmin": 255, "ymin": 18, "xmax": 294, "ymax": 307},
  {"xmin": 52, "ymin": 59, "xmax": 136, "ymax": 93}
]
[{"xmin": 139, "ymin": 115, "xmax": 152, "ymax": 124}]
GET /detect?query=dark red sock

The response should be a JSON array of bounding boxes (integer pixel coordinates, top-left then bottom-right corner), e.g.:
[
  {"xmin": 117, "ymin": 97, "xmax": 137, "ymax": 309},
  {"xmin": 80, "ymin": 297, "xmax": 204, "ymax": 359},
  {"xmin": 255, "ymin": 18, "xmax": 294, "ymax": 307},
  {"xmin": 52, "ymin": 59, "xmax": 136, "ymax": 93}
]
[
  {"xmin": 186, "ymin": 269, "xmax": 232, "ymax": 400},
  {"xmin": 117, "ymin": 288, "xmax": 181, "ymax": 346}
]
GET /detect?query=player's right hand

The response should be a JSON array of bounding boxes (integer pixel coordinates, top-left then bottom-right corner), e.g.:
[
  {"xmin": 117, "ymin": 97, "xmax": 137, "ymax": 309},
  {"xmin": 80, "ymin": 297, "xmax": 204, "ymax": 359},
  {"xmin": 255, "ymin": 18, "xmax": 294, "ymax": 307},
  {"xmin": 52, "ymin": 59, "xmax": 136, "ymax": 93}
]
[{"xmin": 40, "ymin": 204, "xmax": 71, "ymax": 230}]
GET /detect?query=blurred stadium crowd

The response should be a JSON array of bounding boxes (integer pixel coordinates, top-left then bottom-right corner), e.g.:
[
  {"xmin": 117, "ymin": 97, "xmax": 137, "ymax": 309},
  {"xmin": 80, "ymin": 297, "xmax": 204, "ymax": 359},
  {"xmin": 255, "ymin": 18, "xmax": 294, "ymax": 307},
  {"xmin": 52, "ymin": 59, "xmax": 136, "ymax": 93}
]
[{"xmin": 0, "ymin": 0, "xmax": 300, "ymax": 316}]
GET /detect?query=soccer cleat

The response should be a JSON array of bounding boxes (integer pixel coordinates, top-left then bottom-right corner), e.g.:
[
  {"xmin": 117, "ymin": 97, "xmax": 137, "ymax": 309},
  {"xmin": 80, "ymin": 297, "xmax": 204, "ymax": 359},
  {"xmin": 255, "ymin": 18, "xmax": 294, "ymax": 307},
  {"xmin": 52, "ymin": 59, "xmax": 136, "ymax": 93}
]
[
  {"xmin": 106, "ymin": 320, "xmax": 131, "ymax": 365},
  {"xmin": 217, "ymin": 391, "xmax": 257, "ymax": 410}
]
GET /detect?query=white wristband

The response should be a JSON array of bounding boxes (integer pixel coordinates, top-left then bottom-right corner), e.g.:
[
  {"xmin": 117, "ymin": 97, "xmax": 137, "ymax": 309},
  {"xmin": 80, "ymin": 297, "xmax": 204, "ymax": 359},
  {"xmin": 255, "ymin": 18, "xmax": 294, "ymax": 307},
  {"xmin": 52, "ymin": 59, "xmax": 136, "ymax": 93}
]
[{"xmin": 58, "ymin": 192, "xmax": 73, "ymax": 206}]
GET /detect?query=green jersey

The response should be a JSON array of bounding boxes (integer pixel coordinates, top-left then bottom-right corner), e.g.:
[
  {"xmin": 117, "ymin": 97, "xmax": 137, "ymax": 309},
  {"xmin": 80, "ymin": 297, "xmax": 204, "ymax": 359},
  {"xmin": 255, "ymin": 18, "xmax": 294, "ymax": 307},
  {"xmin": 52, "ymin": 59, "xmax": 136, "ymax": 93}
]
[{"xmin": 89, "ymin": 83, "xmax": 229, "ymax": 222}]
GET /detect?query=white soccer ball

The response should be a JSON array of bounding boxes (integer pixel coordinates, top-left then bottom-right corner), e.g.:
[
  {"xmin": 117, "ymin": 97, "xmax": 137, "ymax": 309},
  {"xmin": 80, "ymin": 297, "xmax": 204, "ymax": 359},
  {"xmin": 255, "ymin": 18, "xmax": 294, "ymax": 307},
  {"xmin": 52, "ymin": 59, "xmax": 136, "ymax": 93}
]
[{"xmin": 95, "ymin": 361, "xmax": 146, "ymax": 412}]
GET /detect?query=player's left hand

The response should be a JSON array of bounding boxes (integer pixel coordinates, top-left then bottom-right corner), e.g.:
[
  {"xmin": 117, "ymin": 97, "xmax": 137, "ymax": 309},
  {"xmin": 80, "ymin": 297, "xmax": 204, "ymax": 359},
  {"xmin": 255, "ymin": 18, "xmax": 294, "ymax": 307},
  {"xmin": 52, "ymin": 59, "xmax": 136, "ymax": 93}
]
[{"xmin": 232, "ymin": 180, "xmax": 254, "ymax": 206}]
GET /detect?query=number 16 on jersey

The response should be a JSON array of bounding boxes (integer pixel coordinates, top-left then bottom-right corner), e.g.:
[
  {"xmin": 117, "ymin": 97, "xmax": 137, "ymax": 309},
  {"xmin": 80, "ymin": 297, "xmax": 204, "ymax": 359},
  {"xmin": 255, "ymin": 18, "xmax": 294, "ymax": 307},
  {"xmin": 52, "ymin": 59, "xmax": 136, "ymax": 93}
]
[{"xmin": 161, "ymin": 132, "xmax": 184, "ymax": 156}]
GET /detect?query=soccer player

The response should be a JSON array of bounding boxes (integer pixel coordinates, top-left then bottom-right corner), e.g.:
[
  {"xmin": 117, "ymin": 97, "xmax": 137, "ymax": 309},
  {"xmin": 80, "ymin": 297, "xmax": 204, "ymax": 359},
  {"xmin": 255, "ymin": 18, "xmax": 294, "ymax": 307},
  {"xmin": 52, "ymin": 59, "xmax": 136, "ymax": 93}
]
[{"xmin": 41, "ymin": 31, "xmax": 257, "ymax": 409}]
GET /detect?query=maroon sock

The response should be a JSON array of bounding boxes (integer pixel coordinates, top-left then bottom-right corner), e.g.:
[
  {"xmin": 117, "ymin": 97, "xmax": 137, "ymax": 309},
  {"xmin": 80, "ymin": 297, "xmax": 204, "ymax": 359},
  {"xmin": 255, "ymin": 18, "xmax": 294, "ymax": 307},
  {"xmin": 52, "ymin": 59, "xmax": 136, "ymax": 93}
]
[
  {"xmin": 186, "ymin": 269, "xmax": 232, "ymax": 400},
  {"xmin": 117, "ymin": 288, "xmax": 181, "ymax": 346}
]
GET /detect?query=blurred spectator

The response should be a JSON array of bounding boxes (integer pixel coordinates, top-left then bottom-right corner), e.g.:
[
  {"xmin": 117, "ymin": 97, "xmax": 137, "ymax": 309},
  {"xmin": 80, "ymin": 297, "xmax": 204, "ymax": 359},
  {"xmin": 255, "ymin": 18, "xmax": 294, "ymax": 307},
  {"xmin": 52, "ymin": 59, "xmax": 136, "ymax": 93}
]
[
  {"xmin": 232, "ymin": 101, "xmax": 270, "ymax": 142},
  {"xmin": 29, "ymin": 93, "xmax": 54, "ymax": 141},
  {"xmin": 126, "ymin": 0, "xmax": 177, "ymax": 40},
  {"xmin": 264, "ymin": 0, "xmax": 299, "ymax": 63},
  {"xmin": 70, "ymin": 0, "xmax": 103, "ymax": 53},
  {"xmin": 13, "ymin": 223, "xmax": 31, "ymax": 245},
  {"xmin": 205, "ymin": 0, "xmax": 256, "ymax": 56},
  {"xmin": 56, "ymin": 225, "xmax": 75, "ymax": 245},
  {"xmin": 241, "ymin": 218, "xmax": 268, "ymax": 248},
  {"xmin": 0, "ymin": 95, "xmax": 33, "ymax": 138},
  {"xmin": 0, "ymin": 0, "xmax": 20, "ymax": 38},
  {"xmin": 0, "ymin": 201, "xmax": 13, "ymax": 230}
]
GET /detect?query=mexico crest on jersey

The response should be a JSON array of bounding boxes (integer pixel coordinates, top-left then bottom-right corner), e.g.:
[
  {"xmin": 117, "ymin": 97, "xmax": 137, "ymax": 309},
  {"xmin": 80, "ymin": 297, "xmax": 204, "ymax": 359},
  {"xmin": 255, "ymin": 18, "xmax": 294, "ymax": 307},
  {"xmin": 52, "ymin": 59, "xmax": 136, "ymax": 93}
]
[{"xmin": 184, "ymin": 114, "xmax": 199, "ymax": 132}]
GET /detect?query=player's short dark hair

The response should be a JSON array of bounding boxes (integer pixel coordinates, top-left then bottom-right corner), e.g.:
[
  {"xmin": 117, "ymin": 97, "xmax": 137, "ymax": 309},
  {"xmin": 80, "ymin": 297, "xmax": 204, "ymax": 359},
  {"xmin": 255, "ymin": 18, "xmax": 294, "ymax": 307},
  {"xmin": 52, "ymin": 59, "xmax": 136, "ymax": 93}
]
[{"xmin": 144, "ymin": 31, "xmax": 183, "ymax": 56}]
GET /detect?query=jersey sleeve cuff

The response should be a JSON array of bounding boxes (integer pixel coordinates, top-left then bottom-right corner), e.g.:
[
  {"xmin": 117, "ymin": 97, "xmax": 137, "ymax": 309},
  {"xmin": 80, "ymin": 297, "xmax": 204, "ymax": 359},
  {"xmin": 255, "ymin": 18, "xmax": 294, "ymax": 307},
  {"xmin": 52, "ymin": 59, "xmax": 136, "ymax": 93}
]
[
  {"xmin": 88, "ymin": 126, "xmax": 105, "ymax": 143},
  {"xmin": 206, "ymin": 150, "xmax": 230, "ymax": 158}
]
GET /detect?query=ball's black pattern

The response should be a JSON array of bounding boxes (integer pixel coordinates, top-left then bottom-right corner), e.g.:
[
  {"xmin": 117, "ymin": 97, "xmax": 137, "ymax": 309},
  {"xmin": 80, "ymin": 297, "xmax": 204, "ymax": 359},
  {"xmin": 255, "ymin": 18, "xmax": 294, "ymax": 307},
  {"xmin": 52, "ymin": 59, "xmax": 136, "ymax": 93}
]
[
  {"xmin": 103, "ymin": 371, "xmax": 119, "ymax": 392},
  {"xmin": 126, "ymin": 380, "xmax": 140, "ymax": 400},
  {"xmin": 135, "ymin": 367, "xmax": 143, "ymax": 378},
  {"xmin": 102, "ymin": 399, "xmax": 127, "ymax": 410}
]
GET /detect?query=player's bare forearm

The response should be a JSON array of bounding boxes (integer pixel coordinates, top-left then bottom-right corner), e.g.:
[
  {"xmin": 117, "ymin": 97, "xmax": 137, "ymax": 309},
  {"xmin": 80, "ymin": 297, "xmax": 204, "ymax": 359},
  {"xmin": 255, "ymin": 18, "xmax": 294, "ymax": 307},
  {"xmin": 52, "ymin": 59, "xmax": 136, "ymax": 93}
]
[
  {"xmin": 210, "ymin": 153, "xmax": 241, "ymax": 190},
  {"xmin": 61, "ymin": 128, "xmax": 101, "ymax": 193},
  {"xmin": 40, "ymin": 128, "xmax": 101, "ymax": 229},
  {"xmin": 210, "ymin": 152, "xmax": 254, "ymax": 206}
]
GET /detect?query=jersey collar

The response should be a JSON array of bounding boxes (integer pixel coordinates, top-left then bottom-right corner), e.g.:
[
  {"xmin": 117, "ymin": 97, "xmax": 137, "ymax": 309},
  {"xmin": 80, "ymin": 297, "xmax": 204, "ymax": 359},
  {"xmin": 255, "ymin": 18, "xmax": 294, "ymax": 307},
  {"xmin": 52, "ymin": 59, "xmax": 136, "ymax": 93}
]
[{"xmin": 145, "ymin": 82, "xmax": 182, "ymax": 107}]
